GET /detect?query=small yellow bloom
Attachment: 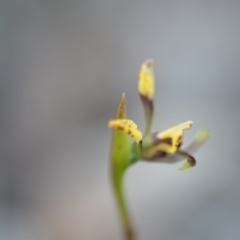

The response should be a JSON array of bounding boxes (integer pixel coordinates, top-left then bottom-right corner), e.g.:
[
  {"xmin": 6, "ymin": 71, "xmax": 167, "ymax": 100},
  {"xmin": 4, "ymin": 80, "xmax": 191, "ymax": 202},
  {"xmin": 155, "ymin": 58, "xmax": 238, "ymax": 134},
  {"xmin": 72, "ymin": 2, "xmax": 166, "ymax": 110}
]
[
  {"xmin": 109, "ymin": 118, "xmax": 196, "ymax": 169},
  {"xmin": 108, "ymin": 59, "xmax": 208, "ymax": 171},
  {"xmin": 108, "ymin": 119, "xmax": 143, "ymax": 143}
]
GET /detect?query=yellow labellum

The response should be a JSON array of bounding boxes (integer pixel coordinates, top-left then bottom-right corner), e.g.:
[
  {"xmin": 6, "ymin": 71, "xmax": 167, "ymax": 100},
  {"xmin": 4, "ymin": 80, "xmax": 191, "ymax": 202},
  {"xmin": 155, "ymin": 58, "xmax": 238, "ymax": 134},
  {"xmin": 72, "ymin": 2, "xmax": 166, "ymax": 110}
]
[
  {"xmin": 108, "ymin": 119, "xmax": 143, "ymax": 143},
  {"xmin": 156, "ymin": 121, "xmax": 193, "ymax": 154},
  {"xmin": 138, "ymin": 59, "xmax": 154, "ymax": 100}
]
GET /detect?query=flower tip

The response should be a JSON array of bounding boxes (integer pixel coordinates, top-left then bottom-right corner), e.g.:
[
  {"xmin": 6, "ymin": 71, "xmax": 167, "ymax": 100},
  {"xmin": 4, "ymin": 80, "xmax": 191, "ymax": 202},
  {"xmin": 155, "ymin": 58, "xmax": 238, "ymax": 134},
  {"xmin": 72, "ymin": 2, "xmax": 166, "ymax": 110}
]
[
  {"xmin": 119, "ymin": 92, "xmax": 126, "ymax": 105},
  {"xmin": 177, "ymin": 120, "xmax": 193, "ymax": 131},
  {"xmin": 144, "ymin": 58, "xmax": 154, "ymax": 64},
  {"xmin": 116, "ymin": 93, "xmax": 127, "ymax": 119},
  {"xmin": 142, "ymin": 59, "xmax": 154, "ymax": 73},
  {"xmin": 176, "ymin": 150, "xmax": 196, "ymax": 170},
  {"xmin": 179, "ymin": 160, "xmax": 194, "ymax": 171},
  {"xmin": 185, "ymin": 120, "xmax": 193, "ymax": 128},
  {"xmin": 197, "ymin": 129, "xmax": 210, "ymax": 141}
]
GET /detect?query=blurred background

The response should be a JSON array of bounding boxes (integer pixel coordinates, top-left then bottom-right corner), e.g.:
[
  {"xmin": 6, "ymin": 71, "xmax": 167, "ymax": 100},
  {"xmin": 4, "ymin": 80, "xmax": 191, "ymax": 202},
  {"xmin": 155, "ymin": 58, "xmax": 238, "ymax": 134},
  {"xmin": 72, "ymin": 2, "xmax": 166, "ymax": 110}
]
[{"xmin": 1, "ymin": 1, "xmax": 240, "ymax": 239}]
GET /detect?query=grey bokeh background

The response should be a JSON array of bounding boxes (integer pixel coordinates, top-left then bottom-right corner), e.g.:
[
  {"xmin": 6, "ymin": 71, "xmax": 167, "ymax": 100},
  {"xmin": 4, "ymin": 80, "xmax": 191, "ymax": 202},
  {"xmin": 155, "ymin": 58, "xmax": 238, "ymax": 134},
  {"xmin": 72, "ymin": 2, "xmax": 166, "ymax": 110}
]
[{"xmin": 1, "ymin": 1, "xmax": 240, "ymax": 240}]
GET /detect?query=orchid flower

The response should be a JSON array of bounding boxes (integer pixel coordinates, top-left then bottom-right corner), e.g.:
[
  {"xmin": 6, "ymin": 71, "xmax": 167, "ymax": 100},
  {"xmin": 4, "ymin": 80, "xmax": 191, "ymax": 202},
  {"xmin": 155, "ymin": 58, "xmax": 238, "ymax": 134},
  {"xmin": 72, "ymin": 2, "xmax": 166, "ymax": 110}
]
[{"xmin": 108, "ymin": 60, "xmax": 209, "ymax": 240}]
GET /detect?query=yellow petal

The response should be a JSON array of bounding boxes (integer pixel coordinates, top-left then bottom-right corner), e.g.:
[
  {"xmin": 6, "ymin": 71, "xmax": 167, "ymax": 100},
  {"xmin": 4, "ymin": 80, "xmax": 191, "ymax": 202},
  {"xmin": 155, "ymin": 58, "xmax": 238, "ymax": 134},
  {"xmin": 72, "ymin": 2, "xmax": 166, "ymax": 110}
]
[
  {"xmin": 108, "ymin": 119, "xmax": 143, "ymax": 143},
  {"xmin": 156, "ymin": 121, "xmax": 193, "ymax": 154},
  {"xmin": 138, "ymin": 59, "xmax": 154, "ymax": 100}
]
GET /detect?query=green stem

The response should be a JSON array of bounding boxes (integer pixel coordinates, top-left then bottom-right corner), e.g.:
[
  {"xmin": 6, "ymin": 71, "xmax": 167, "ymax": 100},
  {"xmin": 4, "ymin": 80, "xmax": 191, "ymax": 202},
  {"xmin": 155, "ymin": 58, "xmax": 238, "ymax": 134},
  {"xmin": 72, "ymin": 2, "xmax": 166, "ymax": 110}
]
[
  {"xmin": 110, "ymin": 93, "xmax": 137, "ymax": 240},
  {"xmin": 112, "ymin": 171, "xmax": 135, "ymax": 240}
]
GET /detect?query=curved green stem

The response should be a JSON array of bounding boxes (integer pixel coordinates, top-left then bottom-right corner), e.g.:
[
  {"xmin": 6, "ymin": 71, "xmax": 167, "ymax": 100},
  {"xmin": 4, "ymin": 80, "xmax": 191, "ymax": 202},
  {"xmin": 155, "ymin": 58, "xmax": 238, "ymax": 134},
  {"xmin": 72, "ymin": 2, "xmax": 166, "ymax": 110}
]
[
  {"xmin": 110, "ymin": 93, "xmax": 136, "ymax": 240},
  {"xmin": 112, "ymin": 170, "xmax": 135, "ymax": 240}
]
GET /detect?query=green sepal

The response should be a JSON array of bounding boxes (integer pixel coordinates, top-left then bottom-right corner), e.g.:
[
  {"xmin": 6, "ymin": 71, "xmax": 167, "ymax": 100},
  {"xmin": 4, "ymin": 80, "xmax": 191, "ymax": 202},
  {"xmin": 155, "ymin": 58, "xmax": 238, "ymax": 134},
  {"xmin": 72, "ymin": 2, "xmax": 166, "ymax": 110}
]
[{"xmin": 110, "ymin": 93, "xmax": 131, "ymax": 174}]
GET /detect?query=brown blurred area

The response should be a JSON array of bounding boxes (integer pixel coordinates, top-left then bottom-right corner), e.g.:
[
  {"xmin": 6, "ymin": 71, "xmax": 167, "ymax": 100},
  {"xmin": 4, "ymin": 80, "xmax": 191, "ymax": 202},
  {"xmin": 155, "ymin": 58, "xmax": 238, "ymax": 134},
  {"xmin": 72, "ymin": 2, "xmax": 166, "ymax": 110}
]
[{"xmin": 1, "ymin": 1, "xmax": 240, "ymax": 240}]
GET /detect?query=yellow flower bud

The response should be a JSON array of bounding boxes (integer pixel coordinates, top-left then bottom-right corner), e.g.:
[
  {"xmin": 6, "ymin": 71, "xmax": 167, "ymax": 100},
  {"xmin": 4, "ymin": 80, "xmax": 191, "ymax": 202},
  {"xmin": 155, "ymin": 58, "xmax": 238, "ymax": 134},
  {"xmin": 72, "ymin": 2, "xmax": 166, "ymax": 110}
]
[
  {"xmin": 138, "ymin": 59, "xmax": 155, "ymax": 100},
  {"xmin": 138, "ymin": 59, "xmax": 155, "ymax": 136}
]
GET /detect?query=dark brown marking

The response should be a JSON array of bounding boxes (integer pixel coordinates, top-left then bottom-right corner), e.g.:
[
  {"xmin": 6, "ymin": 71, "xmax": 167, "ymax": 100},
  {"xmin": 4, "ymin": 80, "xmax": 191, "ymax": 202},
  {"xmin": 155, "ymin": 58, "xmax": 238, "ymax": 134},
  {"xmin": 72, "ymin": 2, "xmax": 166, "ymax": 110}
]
[
  {"xmin": 152, "ymin": 133, "xmax": 172, "ymax": 146},
  {"xmin": 187, "ymin": 155, "xmax": 196, "ymax": 166},
  {"xmin": 140, "ymin": 95, "xmax": 153, "ymax": 113},
  {"xmin": 151, "ymin": 151, "xmax": 167, "ymax": 159},
  {"xmin": 176, "ymin": 136, "xmax": 183, "ymax": 148},
  {"xmin": 177, "ymin": 150, "xmax": 196, "ymax": 166},
  {"xmin": 161, "ymin": 138, "xmax": 173, "ymax": 146}
]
